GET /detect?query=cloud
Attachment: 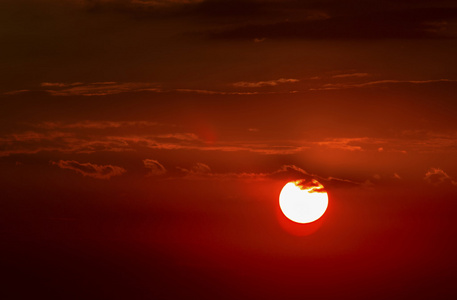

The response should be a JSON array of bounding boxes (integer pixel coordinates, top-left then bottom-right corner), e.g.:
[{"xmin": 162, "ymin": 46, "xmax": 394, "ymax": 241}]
[
  {"xmin": 0, "ymin": 131, "xmax": 306, "ymax": 157},
  {"xmin": 269, "ymin": 164, "xmax": 310, "ymax": 180},
  {"xmin": 5, "ymin": 82, "xmax": 160, "ymax": 96},
  {"xmin": 253, "ymin": 38, "xmax": 265, "ymax": 43},
  {"xmin": 257, "ymin": 164, "xmax": 363, "ymax": 188},
  {"xmin": 82, "ymin": 0, "xmax": 207, "ymax": 18},
  {"xmin": 294, "ymin": 179, "xmax": 326, "ymax": 193},
  {"xmin": 317, "ymin": 138, "xmax": 367, "ymax": 151},
  {"xmin": 4, "ymin": 90, "xmax": 31, "ymax": 95},
  {"xmin": 175, "ymin": 88, "xmax": 298, "ymax": 95},
  {"xmin": 175, "ymin": 163, "xmax": 360, "ymax": 189},
  {"xmin": 175, "ymin": 88, "xmax": 260, "ymax": 95},
  {"xmin": 332, "ymin": 73, "xmax": 369, "ymax": 78},
  {"xmin": 37, "ymin": 120, "xmax": 161, "ymax": 129},
  {"xmin": 3, "ymin": 122, "xmax": 457, "ymax": 158},
  {"xmin": 41, "ymin": 82, "xmax": 82, "ymax": 87},
  {"xmin": 177, "ymin": 162, "xmax": 212, "ymax": 178},
  {"xmin": 143, "ymin": 159, "xmax": 167, "ymax": 176},
  {"xmin": 177, "ymin": 163, "xmax": 303, "ymax": 180},
  {"xmin": 191, "ymin": 162, "xmax": 211, "ymax": 173},
  {"xmin": 45, "ymin": 82, "xmax": 160, "ymax": 96},
  {"xmin": 424, "ymin": 168, "xmax": 457, "ymax": 186},
  {"xmin": 156, "ymin": 133, "xmax": 199, "ymax": 141},
  {"xmin": 131, "ymin": 0, "xmax": 203, "ymax": 7},
  {"xmin": 52, "ymin": 160, "xmax": 126, "ymax": 179},
  {"xmin": 208, "ymin": 4, "xmax": 457, "ymax": 40},
  {"xmin": 233, "ymin": 78, "xmax": 299, "ymax": 88},
  {"xmin": 6, "ymin": 81, "xmax": 303, "ymax": 97},
  {"xmin": 311, "ymin": 79, "xmax": 457, "ymax": 91}
]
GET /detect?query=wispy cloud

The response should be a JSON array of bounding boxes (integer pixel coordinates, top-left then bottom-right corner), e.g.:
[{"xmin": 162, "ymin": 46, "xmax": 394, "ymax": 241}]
[
  {"xmin": 313, "ymin": 133, "xmax": 457, "ymax": 154},
  {"xmin": 175, "ymin": 88, "xmax": 299, "ymax": 95},
  {"xmin": 41, "ymin": 82, "xmax": 82, "ymax": 87},
  {"xmin": 317, "ymin": 138, "xmax": 367, "ymax": 151},
  {"xmin": 45, "ymin": 82, "xmax": 160, "ymax": 96},
  {"xmin": 5, "ymin": 84, "xmax": 301, "ymax": 97},
  {"xmin": 332, "ymin": 73, "xmax": 369, "ymax": 78},
  {"xmin": 233, "ymin": 78, "xmax": 299, "ymax": 88},
  {"xmin": 52, "ymin": 160, "xmax": 126, "ymax": 179},
  {"xmin": 175, "ymin": 89, "xmax": 261, "ymax": 95},
  {"xmin": 37, "ymin": 120, "xmax": 161, "ymax": 129},
  {"xmin": 311, "ymin": 79, "xmax": 457, "ymax": 90},
  {"xmin": 176, "ymin": 163, "xmax": 361, "ymax": 189},
  {"xmin": 131, "ymin": 0, "xmax": 203, "ymax": 6},
  {"xmin": 5, "ymin": 82, "xmax": 160, "ymax": 96},
  {"xmin": 2, "ymin": 123, "xmax": 457, "ymax": 157},
  {"xmin": 4, "ymin": 89, "xmax": 31, "ymax": 95},
  {"xmin": 178, "ymin": 162, "xmax": 212, "ymax": 177}
]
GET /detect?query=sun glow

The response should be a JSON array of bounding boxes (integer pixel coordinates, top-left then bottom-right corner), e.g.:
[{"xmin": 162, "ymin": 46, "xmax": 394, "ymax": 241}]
[{"xmin": 279, "ymin": 180, "xmax": 328, "ymax": 224}]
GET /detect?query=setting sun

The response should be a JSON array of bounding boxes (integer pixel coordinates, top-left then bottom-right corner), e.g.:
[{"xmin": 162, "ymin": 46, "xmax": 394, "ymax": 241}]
[
  {"xmin": 279, "ymin": 180, "xmax": 329, "ymax": 224},
  {"xmin": 2, "ymin": 0, "xmax": 457, "ymax": 298}
]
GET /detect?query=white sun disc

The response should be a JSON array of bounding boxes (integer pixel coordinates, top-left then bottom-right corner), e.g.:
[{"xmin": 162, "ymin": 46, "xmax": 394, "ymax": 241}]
[{"xmin": 279, "ymin": 181, "xmax": 328, "ymax": 224}]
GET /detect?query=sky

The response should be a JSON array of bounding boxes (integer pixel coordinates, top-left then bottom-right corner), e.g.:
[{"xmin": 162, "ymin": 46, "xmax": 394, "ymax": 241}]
[{"xmin": 1, "ymin": 0, "xmax": 457, "ymax": 299}]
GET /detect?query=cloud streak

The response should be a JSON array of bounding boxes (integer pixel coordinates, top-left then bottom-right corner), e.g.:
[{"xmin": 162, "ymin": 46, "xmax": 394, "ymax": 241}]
[
  {"xmin": 332, "ymin": 73, "xmax": 369, "ymax": 78},
  {"xmin": 311, "ymin": 79, "xmax": 457, "ymax": 90},
  {"xmin": 52, "ymin": 160, "xmax": 126, "ymax": 179},
  {"xmin": 233, "ymin": 78, "xmax": 299, "ymax": 88},
  {"xmin": 2, "ymin": 122, "xmax": 457, "ymax": 158},
  {"xmin": 37, "ymin": 120, "xmax": 161, "ymax": 130},
  {"xmin": 45, "ymin": 82, "xmax": 160, "ymax": 96},
  {"xmin": 5, "ymin": 82, "xmax": 160, "ymax": 96},
  {"xmin": 176, "ymin": 163, "xmax": 361, "ymax": 189}
]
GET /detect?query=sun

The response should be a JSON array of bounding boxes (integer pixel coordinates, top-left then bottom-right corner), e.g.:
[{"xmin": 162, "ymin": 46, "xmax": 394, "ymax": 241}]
[{"xmin": 279, "ymin": 179, "xmax": 329, "ymax": 224}]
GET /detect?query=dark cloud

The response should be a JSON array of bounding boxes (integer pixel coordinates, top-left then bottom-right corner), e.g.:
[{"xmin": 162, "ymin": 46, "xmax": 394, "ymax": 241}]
[
  {"xmin": 81, "ymin": 0, "xmax": 457, "ymax": 40},
  {"xmin": 82, "ymin": 0, "xmax": 204, "ymax": 18},
  {"xmin": 295, "ymin": 179, "xmax": 326, "ymax": 193},
  {"xmin": 209, "ymin": 6, "xmax": 457, "ymax": 40}
]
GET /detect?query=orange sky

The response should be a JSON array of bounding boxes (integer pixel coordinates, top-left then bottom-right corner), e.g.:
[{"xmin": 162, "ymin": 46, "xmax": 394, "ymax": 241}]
[{"xmin": 1, "ymin": 0, "xmax": 457, "ymax": 299}]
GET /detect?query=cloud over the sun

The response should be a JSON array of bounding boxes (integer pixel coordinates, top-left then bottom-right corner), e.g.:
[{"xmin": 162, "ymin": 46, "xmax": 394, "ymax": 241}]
[{"xmin": 52, "ymin": 160, "xmax": 126, "ymax": 179}]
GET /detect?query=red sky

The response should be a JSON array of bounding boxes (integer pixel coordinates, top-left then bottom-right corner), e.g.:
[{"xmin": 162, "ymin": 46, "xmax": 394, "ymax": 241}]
[{"xmin": 1, "ymin": 1, "xmax": 457, "ymax": 299}]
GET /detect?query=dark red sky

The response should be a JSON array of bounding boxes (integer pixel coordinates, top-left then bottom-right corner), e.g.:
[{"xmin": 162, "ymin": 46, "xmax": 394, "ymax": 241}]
[{"xmin": 1, "ymin": 1, "xmax": 457, "ymax": 299}]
